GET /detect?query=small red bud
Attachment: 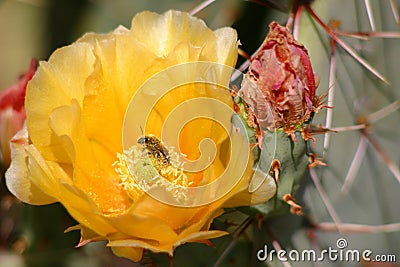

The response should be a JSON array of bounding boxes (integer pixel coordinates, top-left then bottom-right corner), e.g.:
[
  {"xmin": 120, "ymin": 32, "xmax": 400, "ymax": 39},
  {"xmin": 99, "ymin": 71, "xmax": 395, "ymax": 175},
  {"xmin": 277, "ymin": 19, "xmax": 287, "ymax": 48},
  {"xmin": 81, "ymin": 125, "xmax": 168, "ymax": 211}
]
[
  {"xmin": 239, "ymin": 22, "xmax": 319, "ymax": 135},
  {"xmin": 0, "ymin": 59, "xmax": 37, "ymax": 166}
]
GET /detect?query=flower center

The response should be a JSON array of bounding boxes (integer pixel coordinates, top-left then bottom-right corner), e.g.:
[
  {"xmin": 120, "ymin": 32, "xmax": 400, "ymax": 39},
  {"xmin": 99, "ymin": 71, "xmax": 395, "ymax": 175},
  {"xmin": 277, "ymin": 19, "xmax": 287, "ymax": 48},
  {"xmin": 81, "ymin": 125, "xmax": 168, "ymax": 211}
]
[{"xmin": 113, "ymin": 137, "xmax": 193, "ymax": 204}]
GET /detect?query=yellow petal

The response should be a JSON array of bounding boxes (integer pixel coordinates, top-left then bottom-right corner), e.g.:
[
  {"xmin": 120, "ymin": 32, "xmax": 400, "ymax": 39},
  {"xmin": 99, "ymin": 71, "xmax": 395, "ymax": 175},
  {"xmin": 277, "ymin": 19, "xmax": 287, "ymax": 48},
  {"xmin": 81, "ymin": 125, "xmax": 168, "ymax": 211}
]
[
  {"xmin": 130, "ymin": 10, "xmax": 215, "ymax": 58},
  {"xmin": 25, "ymin": 43, "xmax": 96, "ymax": 162},
  {"xmin": 5, "ymin": 125, "xmax": 56, "ymax": 205},
  {"xmin": 203, "ymin": 27, "xmax": 238, "ymax": 66},
  {"xmin": 28, "ymin": 151, "xmax": 116, "ymax": 235},
  {"xmin": 111, "ymin": 246, "xmax": 143, "ymax": 262},
  {"xmin": 65, "ymin": 224, "xmax": 106, "ymax": 247},
  {"xmin": 223, "ymin": 170, "xmax": 277, "ymax": 207},
  {"xmin": 174, "ymin": 230, "xmax": 228, "ymax": 248},
  {"xmin": 105, "ymin": 210, "xmax": 178, "ymax": 243},
  {"xmin": 108, "ymin": 230, "xmax": 227, "ymax": 257},
  {"xmin": 109, "ymin": 239, "xmax": 172, "ymax": 255},
  {"xmin": 49, "ymin": 100, "xmax": 131, "ymax": 214},
  {"xmin": 131, "ymin": 192, "xmax": 204, "ymax": 232},
  {"xmin": 81, "ymin": 32, "xmax": 159, "ymax": 154},
  {"xmin": 59, "ymin": 182, "xmax": 118, "ymax": 236},
  {"xmin": 174, "ymin": 207, "xmax": 224, "ymax": 240}
]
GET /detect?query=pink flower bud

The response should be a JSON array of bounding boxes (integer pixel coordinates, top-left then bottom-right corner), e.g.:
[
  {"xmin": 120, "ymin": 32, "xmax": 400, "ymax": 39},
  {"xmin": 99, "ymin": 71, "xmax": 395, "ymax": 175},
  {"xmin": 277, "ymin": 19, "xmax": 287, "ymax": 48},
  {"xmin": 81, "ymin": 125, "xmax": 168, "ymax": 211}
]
[
  {"xmin": 239, "ymin": 21, "xmax": 319, "ymax": 135},
  {"xmin": 0, "ymin": 59, "xmax": 37, "ymax": 166}
]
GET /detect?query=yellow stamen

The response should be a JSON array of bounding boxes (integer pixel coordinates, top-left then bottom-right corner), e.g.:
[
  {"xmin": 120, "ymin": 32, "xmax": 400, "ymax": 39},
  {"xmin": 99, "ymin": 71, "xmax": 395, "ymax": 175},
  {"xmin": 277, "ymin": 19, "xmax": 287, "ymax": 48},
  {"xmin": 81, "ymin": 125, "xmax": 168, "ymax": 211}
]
[{"xmin": 113, "ymin": 144, "xmax": 193, "ymax": 204}]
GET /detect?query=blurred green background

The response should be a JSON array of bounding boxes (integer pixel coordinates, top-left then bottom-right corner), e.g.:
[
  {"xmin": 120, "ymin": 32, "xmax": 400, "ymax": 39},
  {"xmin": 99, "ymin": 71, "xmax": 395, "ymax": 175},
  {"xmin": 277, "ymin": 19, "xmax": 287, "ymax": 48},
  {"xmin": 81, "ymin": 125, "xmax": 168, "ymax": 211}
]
[{"xmin": 1, "ymin": 0, "xmax": 400, "ymax": 266}]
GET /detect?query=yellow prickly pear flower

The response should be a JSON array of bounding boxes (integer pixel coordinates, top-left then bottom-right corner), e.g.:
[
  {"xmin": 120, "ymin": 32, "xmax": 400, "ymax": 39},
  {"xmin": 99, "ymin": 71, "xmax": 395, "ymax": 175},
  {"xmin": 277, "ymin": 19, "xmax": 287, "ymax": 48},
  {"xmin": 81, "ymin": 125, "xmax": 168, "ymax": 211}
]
[{"xmin": 5, "ymin": 10, "xmax": 276, "ymax": 261}]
